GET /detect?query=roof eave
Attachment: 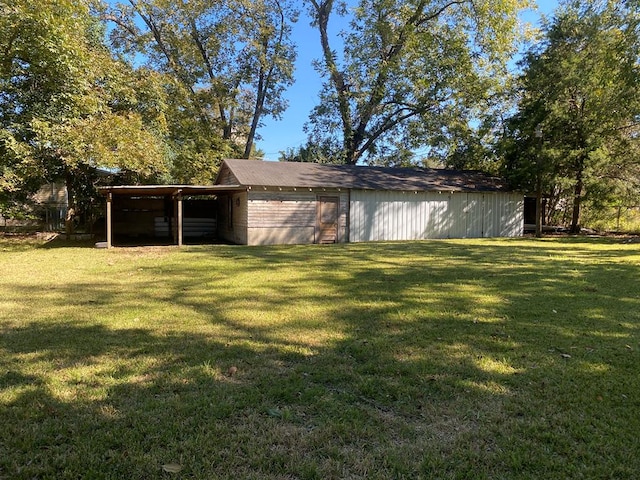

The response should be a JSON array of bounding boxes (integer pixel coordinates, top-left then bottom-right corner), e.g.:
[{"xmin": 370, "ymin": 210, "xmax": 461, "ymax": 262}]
[{"xmin": 98, "ymin": 185, "xmax": 245, "ymax": 196}]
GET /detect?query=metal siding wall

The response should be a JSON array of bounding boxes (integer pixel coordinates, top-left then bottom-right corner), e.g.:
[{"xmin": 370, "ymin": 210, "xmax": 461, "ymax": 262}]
[
  {"xmin": 501, "ymin": 194, "xmax": 525, "ymax": 237},
  {"xmin": 427, "ymin": 193, "xmax": 449, "ymax": 239},
  {"xmin": 465, "ymin": 194, "xmax": 484, "ymax": 238},
  {"xmin": 483, "ymin": 193, "xmax": 499, "ymax": 237},
  {"xmin": 349, "ymin": 190, "xmax": 523, "ymax": 242},
  {"xmin": 515, "ymin": 195, "xmax": 525, "ymax": 235},
  {"xmin": 497, "ymin": 194, "xmax": 511, "ymax": 237},
  {"xmin": 481, "ymin": 193, "xmax": 524, "ymax": 238},
  {"xmin": 448, "ymin": 193, "xmax": 467, "ymax": 238}
]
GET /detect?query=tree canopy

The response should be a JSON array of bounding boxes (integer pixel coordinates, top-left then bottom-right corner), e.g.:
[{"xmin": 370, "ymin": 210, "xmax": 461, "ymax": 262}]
[
  {"xmin": 305, "ymin": 0, "xmax": 532, "ymax": 165},
  {"xmin": 103, "ymin": 0, "xmax": 298, "ymax": 181},
  {"xmin": 0, "ymin": 0, "xmax": 169, "ymax": 225},
  {"xmin": 502, "ymin": 0, "xmax": 640, "ymax": 232}
]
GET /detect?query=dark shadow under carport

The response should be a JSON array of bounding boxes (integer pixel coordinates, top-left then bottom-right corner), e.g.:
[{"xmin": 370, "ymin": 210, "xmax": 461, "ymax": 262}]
[{"xmin": 98, "ymin": 185, "xmax": 244, "ymax": 247}]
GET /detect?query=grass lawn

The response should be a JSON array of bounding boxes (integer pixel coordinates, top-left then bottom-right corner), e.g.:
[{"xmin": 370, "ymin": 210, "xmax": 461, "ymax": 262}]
[{"xmin": 1, "ymin": 236, "xmax": 639, "ymax": 479}]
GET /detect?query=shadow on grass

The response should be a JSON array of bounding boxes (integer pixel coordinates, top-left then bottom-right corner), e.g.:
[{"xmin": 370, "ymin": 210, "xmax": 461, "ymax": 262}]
[{"xmin": 1, "ymin": 239, "xmax": 639, "ymax": 478}]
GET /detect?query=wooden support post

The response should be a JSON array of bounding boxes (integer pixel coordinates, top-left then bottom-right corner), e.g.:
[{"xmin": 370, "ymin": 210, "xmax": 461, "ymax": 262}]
[
  {"xmin": 177, "ymin": 192, "xmax": 183, "ymax": 247},
  {"xmin": 106, "ymin": 192, "xmax": 112, "ymax": 248}
]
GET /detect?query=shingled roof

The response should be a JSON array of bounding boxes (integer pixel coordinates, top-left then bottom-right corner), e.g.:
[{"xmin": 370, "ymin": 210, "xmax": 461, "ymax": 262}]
[{"xmin": 218, "ymin": 159, "xmax": 512, "ymax": 193}]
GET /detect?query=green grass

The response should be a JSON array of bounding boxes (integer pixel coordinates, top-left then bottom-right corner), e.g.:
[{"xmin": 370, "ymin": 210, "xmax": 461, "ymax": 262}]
[{"xmin": 1, "ymin": 236, "xmax": 639, "ymax": 479}]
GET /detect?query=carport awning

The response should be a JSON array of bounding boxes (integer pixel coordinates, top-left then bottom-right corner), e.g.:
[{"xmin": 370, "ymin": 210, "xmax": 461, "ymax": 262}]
[
  {"xmin": 99, "ymin": 185, "xmax": 244, "ymax": 197},
  {"xmin": 99, "ymin": 184, "xmax": 245, "ymax": 248}
]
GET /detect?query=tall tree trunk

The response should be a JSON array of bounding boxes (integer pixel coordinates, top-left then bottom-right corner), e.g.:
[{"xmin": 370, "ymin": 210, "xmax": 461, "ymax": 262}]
[
  {"xmin": 535, "ymin": 173, "xmax": 543, "ymax": 237},
  {"xmin": 569, "ymin": 161, "xmax": 584, "ymax": 234},
  {"xmin": 311, "ymin": 0, "xmax": 355, "ymax": 164},
  {"xmin": 64, "ymin": 167, "xmax": 76, "ymax": 237},
  {"xmin": 244, "ymin": 70, "xmax": 266, "ymax": 158}
]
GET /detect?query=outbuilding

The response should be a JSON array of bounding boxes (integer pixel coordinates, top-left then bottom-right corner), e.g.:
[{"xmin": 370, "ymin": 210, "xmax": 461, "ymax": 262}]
[{"xmin": 100, "ymin": 159, "xmax": 524, "ymax": 246}]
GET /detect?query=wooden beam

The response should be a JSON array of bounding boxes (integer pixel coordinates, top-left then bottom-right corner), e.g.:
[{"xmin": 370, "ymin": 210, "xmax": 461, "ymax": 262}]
[
  {"xmin": 177, "ymin": 192, "xmax": 183, "ymax": 247},
  {"xmin": 106, "ymin": 192, "xmax": 112, "ymax": 248}
]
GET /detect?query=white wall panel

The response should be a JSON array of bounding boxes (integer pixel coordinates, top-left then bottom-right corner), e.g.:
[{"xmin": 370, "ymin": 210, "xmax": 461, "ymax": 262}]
[
  {"xmin": 500, "ymin": 193, "xmax": 525, "ymax": 237},
  {"xmin": 448, "ymin": 193, "xmax": 467, "ymax": 238},
  {"xmin": 465, "ymin": 195, "xmax": 484, "ymax": 237},
  {"xmin": 483, "ymin": 193, "xmax": 499, "ymax": 237},
  {"xmin": 349, "ymin": 190, "xmax": 523, "ymax": 242}
]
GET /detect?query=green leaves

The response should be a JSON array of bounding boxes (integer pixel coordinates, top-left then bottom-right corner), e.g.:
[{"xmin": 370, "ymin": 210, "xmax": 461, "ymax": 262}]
[
  {"xmin": 504, "ymin": 0, "xmax": 640, "ymax": 231},
  {"xmin": 0, "ymin": 0, "xmax": 172, "ymax": 224},
  {"xmin": 105, "ymin": 0, "xmax": 298, "ymax": 163},
  {"xmin": 307, "ymin": 0, "xmax": 531, "ymax": 165}
]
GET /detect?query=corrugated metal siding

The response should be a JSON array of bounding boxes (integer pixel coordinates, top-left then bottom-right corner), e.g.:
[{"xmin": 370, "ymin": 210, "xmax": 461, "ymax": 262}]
[
  {"xmin": 499, "ymin": 194, "xmax": 525, "ymax": 237},
  {"xmin": 349, "ymin": 190, "xmax": 523, "ymax": 242}
]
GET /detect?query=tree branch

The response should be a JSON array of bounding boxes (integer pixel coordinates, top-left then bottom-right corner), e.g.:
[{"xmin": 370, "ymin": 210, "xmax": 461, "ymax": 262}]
[
  {"xmin": 310, "ymin": 0, "xmax": 354, "ymax": 161},
  {"xmin": 418, "ymin": 0, "xmax": 470, "ymax": 26},
  {"xmin": 244, "ymin": 0, "xmax": 287, "ymax": 158},
  {"xmin": 100, "ymin": 13, "xmax": 139, "ymax": 38},
  {"xmin": 189, "ymin": 20, "xmax": 216, "ymax": 82},
  {"xmin": 126, "ymin": 1, "xmax": 214, "ymax": 133},
  {"xmin": 187, "ymin": 18, "xmax": 231, "ymax": 139},
  {"xmin": 350, "ymin": 0, "xmax": 469, "ymax": 163},
  {"xmin": 355, "ymin": 105, "xmax": 431, "ymax": 160}
]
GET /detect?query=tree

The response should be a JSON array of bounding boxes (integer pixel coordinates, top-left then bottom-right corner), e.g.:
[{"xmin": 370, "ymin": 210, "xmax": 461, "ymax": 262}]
[
  {"xmin": 305, "ymin": 0, "xmax": 531, "ymax": 165},
  {"xmin": 104, "ymin": 0, "xmax": 297, "ymax": 174},
  {"xmin": 503, "ymin": 0, "xmax": 640, "ymax": 233},
  {"xmin": 278, "ymin": 140, "xmax": 342, "ymax": 163},
  {"xmin": 0, "ymin": 0, "xmax": 169, "ymax": 230}
]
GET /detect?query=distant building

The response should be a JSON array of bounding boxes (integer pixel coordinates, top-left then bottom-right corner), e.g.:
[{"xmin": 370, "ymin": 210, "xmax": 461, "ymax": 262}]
[
  {"xmin": 31, "ymin": 181, "xmax": 69, "ymax": 230},
  {"xmin": 1, "ymin": 182, "xmax": 68, "ymax": 231}
]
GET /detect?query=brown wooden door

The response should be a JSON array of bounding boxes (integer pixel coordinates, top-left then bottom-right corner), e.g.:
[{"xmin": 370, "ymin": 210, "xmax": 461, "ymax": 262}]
[{"xmin": 317, "ymin": 196, "xmax": 339, "ymax": 243}]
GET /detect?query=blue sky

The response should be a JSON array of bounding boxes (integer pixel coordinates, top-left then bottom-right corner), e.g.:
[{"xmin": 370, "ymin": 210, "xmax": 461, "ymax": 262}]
[{"xmin": 255, "ymin": 0, "xmax": 560, "ymax": 160}]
